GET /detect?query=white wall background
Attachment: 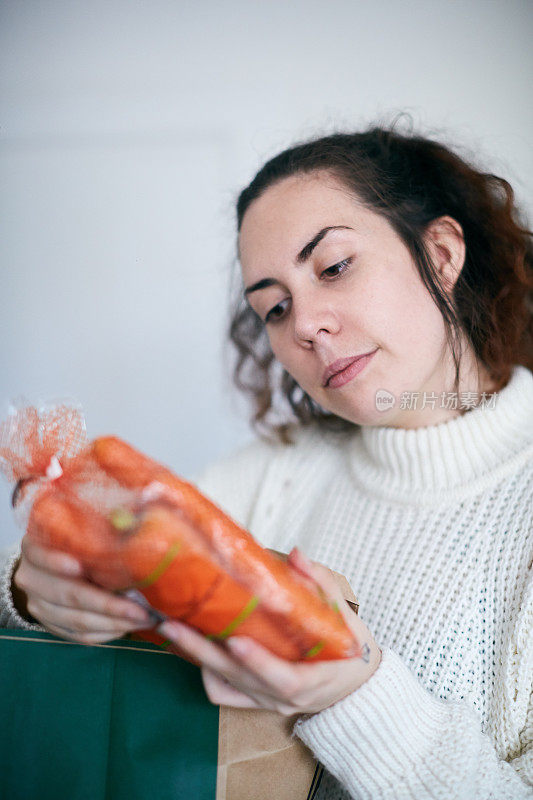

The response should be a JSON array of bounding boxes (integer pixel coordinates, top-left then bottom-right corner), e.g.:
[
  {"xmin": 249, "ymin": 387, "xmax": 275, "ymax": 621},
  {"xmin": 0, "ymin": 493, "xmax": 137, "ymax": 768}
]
[{"xmin": 1, "ymin": 0, "xmax": 532, "ymax": 548}]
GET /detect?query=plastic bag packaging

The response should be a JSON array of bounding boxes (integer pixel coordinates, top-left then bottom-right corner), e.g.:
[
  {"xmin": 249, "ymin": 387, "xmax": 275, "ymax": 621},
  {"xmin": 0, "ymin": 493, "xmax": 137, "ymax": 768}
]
[{"xmin": 0, "ymin": 402, "xmax": 362, "ymax": 661}]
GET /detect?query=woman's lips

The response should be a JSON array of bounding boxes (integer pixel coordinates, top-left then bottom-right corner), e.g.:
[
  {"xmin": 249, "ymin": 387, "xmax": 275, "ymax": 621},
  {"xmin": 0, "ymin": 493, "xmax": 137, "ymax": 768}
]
[{"xmin": 325, "ymin": 349, "xmax": 377, "ymax": 389}]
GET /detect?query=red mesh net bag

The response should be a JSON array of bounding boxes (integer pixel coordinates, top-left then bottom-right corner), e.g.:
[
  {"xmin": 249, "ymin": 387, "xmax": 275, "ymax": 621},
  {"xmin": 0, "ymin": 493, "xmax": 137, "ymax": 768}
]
[{"xmin": 0, "ymin": 402, "xmax": 362, "ymax": 662}]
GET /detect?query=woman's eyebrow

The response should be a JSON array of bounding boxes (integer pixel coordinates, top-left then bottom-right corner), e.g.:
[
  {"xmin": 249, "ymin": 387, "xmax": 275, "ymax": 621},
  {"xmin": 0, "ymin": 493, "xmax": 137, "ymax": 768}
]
[{"xmin": 243, "ymin": 225, "xmax": 353, "ymax": 297}]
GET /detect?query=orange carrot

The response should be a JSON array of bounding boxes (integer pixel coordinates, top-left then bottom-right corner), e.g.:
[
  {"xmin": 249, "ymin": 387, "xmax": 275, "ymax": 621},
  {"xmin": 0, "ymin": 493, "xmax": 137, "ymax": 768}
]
[{"xmin": 92, "ymin": 436, "xmax": 361, "ymax": 661}]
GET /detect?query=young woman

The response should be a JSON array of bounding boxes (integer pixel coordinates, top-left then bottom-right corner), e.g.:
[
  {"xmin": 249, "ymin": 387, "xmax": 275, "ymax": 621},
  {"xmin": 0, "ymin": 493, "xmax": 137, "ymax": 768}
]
[{"xmin": 2, "ymin": 123, "xmax": 532, "ymax": 799}]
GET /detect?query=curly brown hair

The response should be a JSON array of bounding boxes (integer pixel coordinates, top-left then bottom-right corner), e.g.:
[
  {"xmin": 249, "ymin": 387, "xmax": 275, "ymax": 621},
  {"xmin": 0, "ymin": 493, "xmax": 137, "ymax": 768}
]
[{"xmin": 227, "ymin": 120, "xmax": 533, "ymax": 444}]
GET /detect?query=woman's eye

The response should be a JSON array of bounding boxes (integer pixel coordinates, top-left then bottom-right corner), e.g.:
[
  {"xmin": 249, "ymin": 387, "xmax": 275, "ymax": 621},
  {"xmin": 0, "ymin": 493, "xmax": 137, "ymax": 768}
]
[
  {"xmin": 265, "ymin": 300, "xmax": 289, "ymax": 324},
  {"xmin": 321, "ymin": 257, "xmax": 352, "ymax": 278}
]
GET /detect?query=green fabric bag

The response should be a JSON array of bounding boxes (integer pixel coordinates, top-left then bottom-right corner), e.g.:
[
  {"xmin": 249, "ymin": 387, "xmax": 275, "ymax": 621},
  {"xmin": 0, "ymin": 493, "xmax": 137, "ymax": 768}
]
[{"xmin": 0, "ymin": 629, "xmax": 219, "ymax": 800}]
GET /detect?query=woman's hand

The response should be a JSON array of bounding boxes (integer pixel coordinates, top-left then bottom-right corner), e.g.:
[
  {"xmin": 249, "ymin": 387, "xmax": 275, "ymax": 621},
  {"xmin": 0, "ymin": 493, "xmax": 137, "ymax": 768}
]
[
  {"xmin": 158, "ymin": 548, "xmax": 382, "ymax": 716},
  {"xmin": 11, "ymin": 535, "xmax": 153, "ymax": 643}
]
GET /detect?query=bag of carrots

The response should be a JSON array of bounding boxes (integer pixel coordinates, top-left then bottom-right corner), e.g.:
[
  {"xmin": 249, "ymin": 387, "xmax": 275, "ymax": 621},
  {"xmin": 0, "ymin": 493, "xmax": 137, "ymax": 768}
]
[{"xmin": 0, "ymin": 402, "xmax": 362, "ymax": 662}]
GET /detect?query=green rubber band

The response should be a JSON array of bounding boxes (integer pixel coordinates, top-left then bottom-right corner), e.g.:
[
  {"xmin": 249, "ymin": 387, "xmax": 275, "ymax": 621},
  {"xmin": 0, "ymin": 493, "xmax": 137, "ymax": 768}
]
[
  {"xmin": 134, "ymin": 541, "xmax": 181, "ymax": 589},
  {"xmin": 206, "ymin": 595, "xmax": 260, "ymax": 641},
  {"xmin": 316, "ymin": 585, "xmax": 328, "ymax": 603},
  {"xmin": 304, "ymin": 640, "xmax": 325, "ymax": 659},
  {"xmin": 109, "ymin": 507, "xmax": 136, "ymax": 531}
]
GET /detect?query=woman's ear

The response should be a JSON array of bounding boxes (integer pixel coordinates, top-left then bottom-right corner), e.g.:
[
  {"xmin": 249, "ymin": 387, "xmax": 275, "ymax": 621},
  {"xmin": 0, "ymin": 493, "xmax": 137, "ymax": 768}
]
[{"xmin": 423, "ymin": 216, "xmax": 466, "ymax": 294}]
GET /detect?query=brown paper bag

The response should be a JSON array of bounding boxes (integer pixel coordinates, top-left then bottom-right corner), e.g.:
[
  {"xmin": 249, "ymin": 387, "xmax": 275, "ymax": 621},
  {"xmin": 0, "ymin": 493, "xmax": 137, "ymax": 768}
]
[{"xmin": 216, "ymin": 551, "xmax": 359, "ymax": 800}]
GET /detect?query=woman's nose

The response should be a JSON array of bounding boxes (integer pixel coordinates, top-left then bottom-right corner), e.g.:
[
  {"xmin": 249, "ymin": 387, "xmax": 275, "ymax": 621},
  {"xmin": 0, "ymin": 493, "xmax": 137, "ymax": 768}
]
[{"xmin": 292, "ymin": 297, "xmax": 340, "ymax": 345}]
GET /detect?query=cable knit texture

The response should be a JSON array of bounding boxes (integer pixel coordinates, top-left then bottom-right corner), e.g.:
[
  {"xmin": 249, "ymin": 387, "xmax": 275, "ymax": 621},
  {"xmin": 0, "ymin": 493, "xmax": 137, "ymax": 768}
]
[{"xmin": 1, "ymin": 366, "xmax": 532, "ymax": 799}]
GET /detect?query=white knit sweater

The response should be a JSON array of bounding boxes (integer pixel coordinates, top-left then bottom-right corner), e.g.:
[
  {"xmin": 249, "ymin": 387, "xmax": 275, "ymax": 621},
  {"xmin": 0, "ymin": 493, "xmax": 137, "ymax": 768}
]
[{"xmin": 1, "ymin": 366, "xmax": 532, "ymax": 799}]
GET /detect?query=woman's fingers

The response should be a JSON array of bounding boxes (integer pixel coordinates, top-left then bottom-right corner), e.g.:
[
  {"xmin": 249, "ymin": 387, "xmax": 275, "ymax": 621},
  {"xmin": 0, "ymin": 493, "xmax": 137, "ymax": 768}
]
[
  {"xmin": 201, "ymin": 667, "xmax": 267, "ymax": 709},
  {"xmin": 159, "ymin": 619, "xmax": 285, "ymax": 698},
  {"xmin": 35, "ymin": 619, "xmax": 135, "ymax": 645},
  {"xmin": 26, "ymin": 595, "xmax": 149, "ymax": 641},
  {"xmin": 21, "ymin": 537, "xmax": 82, "ymax": 577},
  {"xmin": 288, "ymin": 547, "xmax": 353, "ymax": 620},
  {"xmin": 287, "ymin": 547, "xmax": 338, "ymax": 595},
  {"xmin": 287, "ymin": 548, "xmax": 370, "ymax": 657},
  {"xmin": 14, "ymin": 536, "xmax": 153, "ymax": 642},
  {"xmin": 159, "ymin": 619, "xmax": 244, "ymax": 676},
  {"xmin": 159, "ymin": 619, "xmax": 305, "ymax": 704},
  {"xmin": 16, "ymin": 550, "xmax": 151, "ymax": 625}
]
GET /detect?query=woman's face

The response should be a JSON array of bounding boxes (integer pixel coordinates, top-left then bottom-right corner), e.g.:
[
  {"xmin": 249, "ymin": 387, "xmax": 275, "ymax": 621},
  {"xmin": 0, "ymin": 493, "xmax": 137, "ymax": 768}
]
[{"xmin": 238, "ymin": 171, "xmax": 477, "ymax": 428}]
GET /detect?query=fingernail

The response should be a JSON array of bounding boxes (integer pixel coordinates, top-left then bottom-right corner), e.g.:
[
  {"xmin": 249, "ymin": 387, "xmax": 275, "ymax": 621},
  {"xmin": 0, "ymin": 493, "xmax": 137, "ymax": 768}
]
[
  {"xmin": 292, "ymin": 547, "xmax": 311, "ymax": 565},
  {"xmin": 227, "ymin": 637, "xmax": 250, "ymax": 655},
  {"xmin": 158, "ymin": 621, "xmax": 180, "ymax": 638},
  {"xmin": 63, "ymin": 559, "xmax": 82, "ymax": 575}
]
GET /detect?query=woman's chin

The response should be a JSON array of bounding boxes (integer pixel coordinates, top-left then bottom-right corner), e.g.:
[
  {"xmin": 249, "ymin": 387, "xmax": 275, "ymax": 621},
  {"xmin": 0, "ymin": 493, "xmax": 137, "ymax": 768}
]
[{"xmin": 326, "ymin": 397, "xmax": 395, "ymax": 428}]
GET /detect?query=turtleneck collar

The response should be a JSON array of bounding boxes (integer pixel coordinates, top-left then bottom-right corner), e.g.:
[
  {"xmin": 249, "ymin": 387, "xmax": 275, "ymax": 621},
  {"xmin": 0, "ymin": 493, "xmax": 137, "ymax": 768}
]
[{"xmin": 346, "ymin": 365, "xmax": 533, "ymax": 504}]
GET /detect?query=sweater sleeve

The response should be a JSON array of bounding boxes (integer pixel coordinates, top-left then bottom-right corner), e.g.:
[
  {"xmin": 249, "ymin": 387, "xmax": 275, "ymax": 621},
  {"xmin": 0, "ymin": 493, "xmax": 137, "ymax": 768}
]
[
  {"xmin": 0, "ymin": 543, "xmax": 46, "ymax": 631},
  {"xmin": 294, "ymin": 570, "xmax": 533, "ymax": 800}
]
